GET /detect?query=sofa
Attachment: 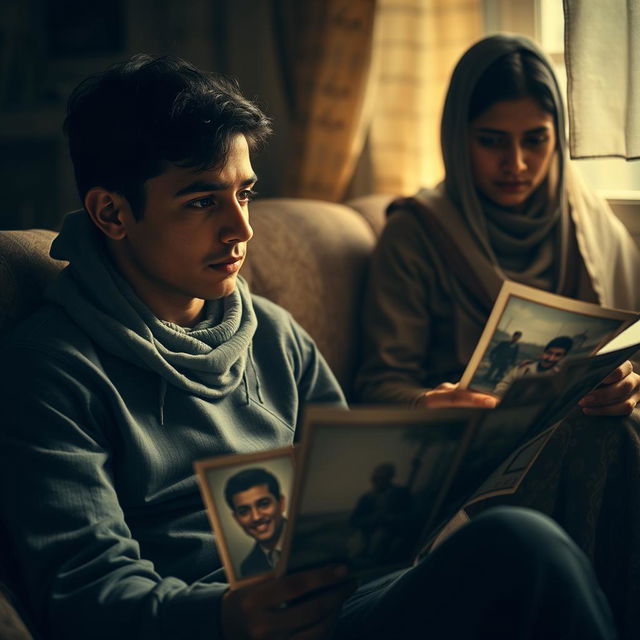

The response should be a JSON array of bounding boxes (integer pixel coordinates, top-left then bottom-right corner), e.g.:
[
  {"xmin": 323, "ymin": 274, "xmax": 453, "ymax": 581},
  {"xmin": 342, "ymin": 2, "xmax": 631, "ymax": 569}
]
[{"xmin": 3, "ymin": 195, "xmax": 640, "ymax": 640}]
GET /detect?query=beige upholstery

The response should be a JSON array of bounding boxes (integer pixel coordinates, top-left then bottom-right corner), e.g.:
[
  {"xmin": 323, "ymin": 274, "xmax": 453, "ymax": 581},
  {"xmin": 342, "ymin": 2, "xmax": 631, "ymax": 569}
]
[
  {"xmin": 0, "ymin": 229, "xmax": 65, "ymax": 338},
  {"xmin": 0, "ymin": 196, "xmax": 391, "ymax": 397},
  {"xmin": 245, "ymin": 198, "xmax": 386, "ymax": 396}
]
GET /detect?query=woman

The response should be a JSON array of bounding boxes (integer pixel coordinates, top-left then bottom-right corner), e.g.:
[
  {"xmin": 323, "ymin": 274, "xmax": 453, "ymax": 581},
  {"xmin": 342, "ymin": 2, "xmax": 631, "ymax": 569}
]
[
  {"xmin": 356, "ymin": 35, "xmax": 640, "ymax": 638},
  {"xmin": 355, "ymin": 34, "xmax": 640, "ymax": 415}
]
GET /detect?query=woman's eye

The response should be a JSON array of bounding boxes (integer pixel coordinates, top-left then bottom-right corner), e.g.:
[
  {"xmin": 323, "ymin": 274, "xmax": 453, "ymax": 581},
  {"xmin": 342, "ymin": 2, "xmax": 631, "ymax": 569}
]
[
  {"xmin": 238, "ymin": 189, "xmax": 257, "ymax": 203},
  {"xmin": 524, "ymin": 135, "xmax": 549, "ymax": 147},
  {"xmin": 477, "ymin": 135, "xmax": 505, "ymax": 148},
  {"xmin": 188, "ymin": 197, "xmax": 216, "ymax": 209}
]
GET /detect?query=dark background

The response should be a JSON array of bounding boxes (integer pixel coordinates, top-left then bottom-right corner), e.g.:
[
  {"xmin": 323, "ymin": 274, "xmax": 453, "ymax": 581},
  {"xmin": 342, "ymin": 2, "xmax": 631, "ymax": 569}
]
[{"xmin": 0, "ymin": 0, "xmax": 298, "ymax": 231}]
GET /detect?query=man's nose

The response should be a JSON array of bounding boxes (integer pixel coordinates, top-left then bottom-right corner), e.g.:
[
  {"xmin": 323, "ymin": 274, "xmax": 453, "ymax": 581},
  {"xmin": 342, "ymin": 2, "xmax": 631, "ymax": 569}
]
[{"xmin": 220, "ymin": 200, "xmax": 253, "ymax": 244}]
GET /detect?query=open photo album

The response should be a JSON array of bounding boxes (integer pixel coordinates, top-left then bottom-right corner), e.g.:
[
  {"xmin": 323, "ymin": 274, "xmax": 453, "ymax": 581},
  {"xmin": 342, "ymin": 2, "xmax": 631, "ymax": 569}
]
[
  {"xmin": 194, "ymin": 281, "xmax": 640, "ymax": 589},
  {"xmin": 459, "ymin": 281, "xmax": 639, "ymax": 397}
]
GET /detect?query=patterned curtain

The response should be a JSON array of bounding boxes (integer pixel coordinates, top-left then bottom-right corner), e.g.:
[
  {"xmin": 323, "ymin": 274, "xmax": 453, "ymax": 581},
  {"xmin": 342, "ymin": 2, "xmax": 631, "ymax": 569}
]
[{"xmin": 281, "ymin": 0, "xmax": 377, "ymax": 201}]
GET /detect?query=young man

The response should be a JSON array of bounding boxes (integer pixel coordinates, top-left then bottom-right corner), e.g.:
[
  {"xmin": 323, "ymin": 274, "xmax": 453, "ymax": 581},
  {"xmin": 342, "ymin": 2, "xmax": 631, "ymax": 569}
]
[
  {"xmin": 0, "ymin": 55, "xmax": 618, "ymax": 639},
  {"xmin": 494, "ymin": 336, "xmax": 573, "ymax": 396},
  {"xmin": 224, "ymin": 468, "xmax": 287, "ymax": 577}
]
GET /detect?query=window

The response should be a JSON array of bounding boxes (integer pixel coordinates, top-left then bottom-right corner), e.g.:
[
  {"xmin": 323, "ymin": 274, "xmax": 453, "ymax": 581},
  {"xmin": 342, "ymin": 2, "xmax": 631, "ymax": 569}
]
[{"xmin": 484, "ymin": 0, "xmax": 640, "ymax": 197}]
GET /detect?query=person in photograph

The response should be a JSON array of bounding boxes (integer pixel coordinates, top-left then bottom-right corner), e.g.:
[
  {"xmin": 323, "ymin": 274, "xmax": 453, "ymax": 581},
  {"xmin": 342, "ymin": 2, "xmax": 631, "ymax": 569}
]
[
  {"xmin": 349, "ymin": 463, "xmax": 415, "ymax": 565},
  {"xmin": 224, "ymin": 467, "xmax": 287, "ymax": 577},
  {"xmin": 494, "ymin": 336, "xmax": 574, "ymax": 396},
  {"xmin": 0, "ymin": 53, "xmax": 621, "ymax": 640},
  {"xmin": 484, "ymin": 330, "xmax": 523, "ymax": 383},
  {"xmin": 355, "ymin": 34, "xmax": 640, "ymax": 417}
]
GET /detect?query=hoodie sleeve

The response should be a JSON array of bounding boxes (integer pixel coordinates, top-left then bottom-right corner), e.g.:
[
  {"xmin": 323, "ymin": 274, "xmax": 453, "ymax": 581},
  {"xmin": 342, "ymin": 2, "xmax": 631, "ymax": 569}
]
[
  {"xmin": 0, "ymin": 341, "xmax": 227, "ymax": 640},
  {"xmin": 288, "ymin": 313, "xmax": 348, "ymax": 414}
]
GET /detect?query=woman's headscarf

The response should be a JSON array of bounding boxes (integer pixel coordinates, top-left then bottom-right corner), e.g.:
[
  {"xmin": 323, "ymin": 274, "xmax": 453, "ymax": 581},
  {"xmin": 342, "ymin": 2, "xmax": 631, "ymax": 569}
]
[
  {"xmin": 398, "ymin": 33, "xmax": 640, "ymax": 364},
  {"xmin": 440, "ymin": 33, "xmax": 571, "ymax": 292}
]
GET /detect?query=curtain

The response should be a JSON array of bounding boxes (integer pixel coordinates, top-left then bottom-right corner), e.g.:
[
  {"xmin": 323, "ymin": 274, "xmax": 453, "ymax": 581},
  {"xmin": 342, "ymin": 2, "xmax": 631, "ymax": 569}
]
[
  {"xmin": 280, "ymin": 0, "xmax": 377, "ymax": 201},
  {"xmin": 364, "ymin": 0, "xmax": 483, "ymax": 195},
  {"xmin": 563, "ymin": 0, "xmax": 640, "ymax": 159}
]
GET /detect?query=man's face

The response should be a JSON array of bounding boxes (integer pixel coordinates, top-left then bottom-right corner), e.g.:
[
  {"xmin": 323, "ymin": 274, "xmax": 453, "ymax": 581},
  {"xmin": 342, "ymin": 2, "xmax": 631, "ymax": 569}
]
[
  {"xmin": 109, "ymin": 134, "xmax": 256, "ymax": 324},
  {"xmin": 231, "ymin": 484, "xmax": 285, "ymax": 548},
  {"xmin": 539, "ymin": 346, "xmax": 568, "ymax": 370},
  {"xmin": 371, "ymin": 467, "xmax": 393, "ymax": 493}
]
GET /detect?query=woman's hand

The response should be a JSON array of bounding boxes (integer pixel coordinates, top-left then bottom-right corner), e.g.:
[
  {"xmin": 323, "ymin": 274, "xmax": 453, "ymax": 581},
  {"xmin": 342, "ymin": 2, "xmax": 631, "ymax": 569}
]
[
  {"xmin": 415, "ymin": 382, "xmax": 498, "ymax": 409},
  {"xmin": 578, "ymin": 361, "xmax": 640, "ymax": 416}
]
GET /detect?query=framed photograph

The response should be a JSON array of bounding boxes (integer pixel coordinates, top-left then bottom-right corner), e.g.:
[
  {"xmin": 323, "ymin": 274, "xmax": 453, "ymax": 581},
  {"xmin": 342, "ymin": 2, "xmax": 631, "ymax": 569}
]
[
  {"xmin": 194, "ymin": 446, "xmax": 295, "ymax": 589},
  {"xmin": 459, "ymin": 281, "xmax": 638, "ymax": 396},
  {"xmin": 282, "ymin": 406, "xmax": 480, "ymax": 581}
]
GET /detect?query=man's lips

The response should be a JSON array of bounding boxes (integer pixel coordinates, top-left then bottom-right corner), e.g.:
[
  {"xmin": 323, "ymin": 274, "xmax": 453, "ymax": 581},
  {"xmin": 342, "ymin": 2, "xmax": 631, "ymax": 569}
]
[
  {"xmin": 250, "ymin": 519, "xmax": 271, "ymax": 533},
  {"xmin": 208, "ymin": 254, "xmax": 244, "ymax": 273}
]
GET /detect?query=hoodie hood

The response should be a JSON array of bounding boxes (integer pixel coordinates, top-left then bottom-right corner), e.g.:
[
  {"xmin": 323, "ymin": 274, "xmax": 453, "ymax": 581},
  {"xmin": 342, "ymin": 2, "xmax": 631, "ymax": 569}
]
[{"xmin": 47, "ymin": 210, "xmax": 257, "ymax": 400}]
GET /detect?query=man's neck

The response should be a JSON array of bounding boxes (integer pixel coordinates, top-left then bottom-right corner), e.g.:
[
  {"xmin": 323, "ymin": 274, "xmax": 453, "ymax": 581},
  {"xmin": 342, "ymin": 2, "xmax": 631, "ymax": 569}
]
[{"xmin": 105, "ymin": 240, "xmax": 207, "ymax": 326}]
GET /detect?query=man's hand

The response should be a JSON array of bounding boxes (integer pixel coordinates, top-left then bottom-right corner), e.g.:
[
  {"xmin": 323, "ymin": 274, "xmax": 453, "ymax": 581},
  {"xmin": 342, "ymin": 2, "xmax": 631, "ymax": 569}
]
[
  {"xmin": 415, "ymin": 382, "xmax": 498, "ymax": 409},
  {"xmin": 221, "ymin": 564, "xmax": 355, "ymax": 639},
  {"xmin": 578, "ymin": 360, "xmax": 640, "ymax": 416}
]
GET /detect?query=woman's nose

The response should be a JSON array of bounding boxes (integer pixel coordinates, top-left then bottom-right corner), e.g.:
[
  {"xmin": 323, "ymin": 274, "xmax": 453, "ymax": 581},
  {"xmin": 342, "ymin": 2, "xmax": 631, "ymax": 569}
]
[{"xmin": 502, "ymin": 143, "xmax": 527, "ymax": 173}]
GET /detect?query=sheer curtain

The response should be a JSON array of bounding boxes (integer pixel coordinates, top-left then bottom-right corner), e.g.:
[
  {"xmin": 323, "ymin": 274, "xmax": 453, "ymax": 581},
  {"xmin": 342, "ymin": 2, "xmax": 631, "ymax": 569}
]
[
  {"xmin": 563, "ymin": 0, "xmax": 640, "ymax": 159},
  {"xmin": 364, "ymin": 0, "xmax": 483, "ymax": 195},
  {"xmin": 216, "ymin": 0, "xmax": 483, "ymax": 201}
]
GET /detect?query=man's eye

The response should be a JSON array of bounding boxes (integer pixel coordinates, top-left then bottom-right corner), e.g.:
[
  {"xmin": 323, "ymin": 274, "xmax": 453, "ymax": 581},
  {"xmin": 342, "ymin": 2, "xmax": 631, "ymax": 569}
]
[
  {"xmin": 236, "ymin": 507, "xmax": 249, "ymax": 516},
  {"xmin": 257, "ymin": 498, "xmax": 273, "ymax": 508},
  {"xmin": 188, "ymin": 197, "xmax": 216, "ymax": 209},
  {"xmin": 238, "ymin": 189, "xmax": 257, "ymax": 203}
]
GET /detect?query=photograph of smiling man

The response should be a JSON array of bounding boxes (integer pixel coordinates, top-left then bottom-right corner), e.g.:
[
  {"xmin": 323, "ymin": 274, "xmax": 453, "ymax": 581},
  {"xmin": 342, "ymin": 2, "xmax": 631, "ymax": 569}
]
[
  {"xmin": 194, "ymin": 447, "xmax": 294, "ymax": 588},
  {"xmin": 225, "ymin": 467, "xmax": 288, "ymax": 577}
]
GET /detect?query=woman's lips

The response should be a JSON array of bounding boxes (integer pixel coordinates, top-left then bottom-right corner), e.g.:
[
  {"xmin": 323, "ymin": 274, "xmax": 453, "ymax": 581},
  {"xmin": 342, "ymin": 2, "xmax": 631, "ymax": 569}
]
[{"xmin": 495, "ymin": 181, "xmax": 530, "ymax": 193}]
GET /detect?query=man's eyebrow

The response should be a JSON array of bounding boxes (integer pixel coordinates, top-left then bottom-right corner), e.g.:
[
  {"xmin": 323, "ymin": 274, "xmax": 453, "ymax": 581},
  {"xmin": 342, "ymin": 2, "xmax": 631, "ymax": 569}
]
[{"xmin": 174, "ymin": 174, "xmax": 258, "ymax": 197}]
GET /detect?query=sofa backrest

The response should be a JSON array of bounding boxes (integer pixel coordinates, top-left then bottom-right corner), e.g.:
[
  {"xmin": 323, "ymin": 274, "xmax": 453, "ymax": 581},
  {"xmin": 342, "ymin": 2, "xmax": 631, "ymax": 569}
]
[
  {"xmin": 0, "ymin": 229, "xmax": 64, "ymax": 338},
  {"xmin": 244, "ymin": 198, "xmax": 381, "ymax": 397}
]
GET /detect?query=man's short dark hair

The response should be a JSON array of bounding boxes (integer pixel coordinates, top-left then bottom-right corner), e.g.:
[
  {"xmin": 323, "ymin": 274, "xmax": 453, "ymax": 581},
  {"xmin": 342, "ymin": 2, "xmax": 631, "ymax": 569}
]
[
  {"xmin": 64, "ymin": 54, "xmax": 272, "ymax": 218},
  {"xmin": 224, "ymin": 467, "xmax": 281, "ymax": 510},
  {"xmin": 544, "ymin": 336, "xmax": 573, "ymax": 353}
]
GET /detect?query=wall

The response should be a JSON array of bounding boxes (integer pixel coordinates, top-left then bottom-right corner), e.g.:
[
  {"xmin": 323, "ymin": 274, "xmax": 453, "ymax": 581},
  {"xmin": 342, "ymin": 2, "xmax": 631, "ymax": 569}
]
[{"xmin": 0, "ymin": 0, "xmax": 290, "ymax": 231}]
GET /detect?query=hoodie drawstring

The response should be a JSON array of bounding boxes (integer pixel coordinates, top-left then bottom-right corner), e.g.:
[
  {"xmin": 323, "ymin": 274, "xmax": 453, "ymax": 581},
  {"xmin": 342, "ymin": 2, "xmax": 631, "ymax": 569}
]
[{"xmin": 158, "ymin": 378, "xmax": 167, "ymax": 426}]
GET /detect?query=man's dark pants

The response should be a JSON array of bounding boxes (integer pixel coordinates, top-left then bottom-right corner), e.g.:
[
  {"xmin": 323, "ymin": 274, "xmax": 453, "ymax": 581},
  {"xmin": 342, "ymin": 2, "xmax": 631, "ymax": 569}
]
[{"xmin": 336, "ymin": 506, "xmax": 616, "ymax": 639}]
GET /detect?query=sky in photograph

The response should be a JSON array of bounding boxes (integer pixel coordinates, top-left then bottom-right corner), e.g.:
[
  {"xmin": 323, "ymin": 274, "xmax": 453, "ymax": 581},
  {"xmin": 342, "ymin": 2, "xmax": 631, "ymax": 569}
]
[{"xmin": 496, "ymin": 297, "xmax": 624, "ymax": 349}]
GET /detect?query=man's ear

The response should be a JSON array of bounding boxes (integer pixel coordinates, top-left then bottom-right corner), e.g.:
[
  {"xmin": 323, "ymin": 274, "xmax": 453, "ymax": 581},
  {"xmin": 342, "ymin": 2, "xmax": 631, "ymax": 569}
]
[
  {"xmin": 84, "ymin": 187, "xmax": 132, "ymax": 240},
  {"xmin": 279, "ymin": 495, "xmax": 286, "ymax": 514}
]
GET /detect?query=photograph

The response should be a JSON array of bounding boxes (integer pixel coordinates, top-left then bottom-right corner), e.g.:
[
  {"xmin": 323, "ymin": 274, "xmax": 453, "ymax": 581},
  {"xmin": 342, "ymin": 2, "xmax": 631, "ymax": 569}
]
[
  {"xmin": 460, "ymin": 281, "xmax": 638, "ymax": 396},
  {"xmin": 282, "ymin": 406, "xmax": 480, "ymax": 581},
  {"xmin": 194, "ymin": 447, "xmax": 295, "ymax": 589}
]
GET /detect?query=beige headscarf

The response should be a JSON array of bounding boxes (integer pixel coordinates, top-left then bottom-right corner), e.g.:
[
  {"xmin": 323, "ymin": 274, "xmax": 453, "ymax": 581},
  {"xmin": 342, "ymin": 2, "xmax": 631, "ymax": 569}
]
[{"xmin": 393, "ymin": 33, "xmax": 640, "ymax": 362}]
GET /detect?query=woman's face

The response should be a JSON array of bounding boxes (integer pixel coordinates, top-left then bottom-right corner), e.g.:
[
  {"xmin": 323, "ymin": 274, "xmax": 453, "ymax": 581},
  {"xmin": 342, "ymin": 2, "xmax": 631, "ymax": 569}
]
[{"xmin": 468, "ymin": 97, "xmax": 556, "ymax": 211}]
